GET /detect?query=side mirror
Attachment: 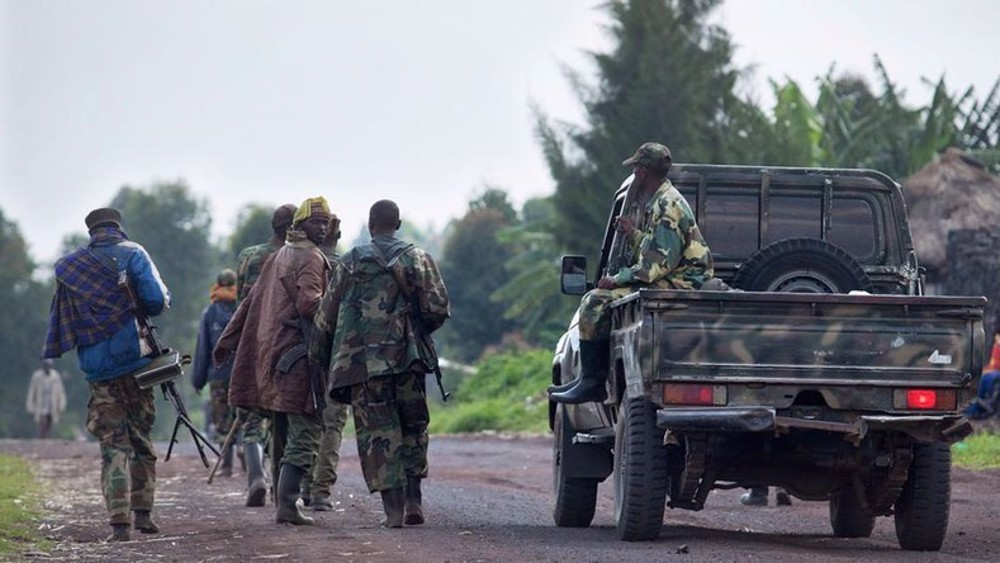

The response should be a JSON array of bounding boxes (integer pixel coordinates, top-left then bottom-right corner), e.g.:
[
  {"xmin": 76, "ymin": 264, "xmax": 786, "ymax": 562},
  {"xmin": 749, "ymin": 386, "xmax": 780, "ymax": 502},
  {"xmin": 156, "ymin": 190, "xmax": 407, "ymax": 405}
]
[{"xmin": 560, "ymin": 255, "xmax": 589, "ymax": 295}]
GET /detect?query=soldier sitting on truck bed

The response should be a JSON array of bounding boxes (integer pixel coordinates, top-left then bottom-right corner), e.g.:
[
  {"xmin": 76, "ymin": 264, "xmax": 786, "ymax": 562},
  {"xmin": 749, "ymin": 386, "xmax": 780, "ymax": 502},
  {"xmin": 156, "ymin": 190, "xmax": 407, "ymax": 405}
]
[{"xmin": 549, "ymin": 142, "xmax": 714, "ymax": 404}]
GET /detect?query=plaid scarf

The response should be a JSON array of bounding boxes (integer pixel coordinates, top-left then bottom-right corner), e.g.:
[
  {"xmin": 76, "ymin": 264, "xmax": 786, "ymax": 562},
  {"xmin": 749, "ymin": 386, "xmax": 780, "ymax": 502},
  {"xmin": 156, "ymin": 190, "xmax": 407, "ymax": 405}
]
[{"xmin": 42, "ymin": 228, "xmax": 134, "ymax": 358}]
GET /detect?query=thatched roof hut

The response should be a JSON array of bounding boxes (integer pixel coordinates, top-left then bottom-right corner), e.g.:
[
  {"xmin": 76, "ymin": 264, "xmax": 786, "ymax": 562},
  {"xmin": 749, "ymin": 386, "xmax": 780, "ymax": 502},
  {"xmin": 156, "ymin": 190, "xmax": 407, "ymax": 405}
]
[{"xmin": 901, "ymin": 148, "xmax": 1000, "ymax": 278}]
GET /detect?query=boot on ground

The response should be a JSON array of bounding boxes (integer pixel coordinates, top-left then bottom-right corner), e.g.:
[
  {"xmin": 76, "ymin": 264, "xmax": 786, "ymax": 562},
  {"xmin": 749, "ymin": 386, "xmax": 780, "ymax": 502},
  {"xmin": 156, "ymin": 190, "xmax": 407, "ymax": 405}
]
[
  {"xmin": 133, "ymin": 510, "xmax": 159, "ymax": 533},
  {"xmin": 218, "ymin": 444, "xmax": 234, "ymax": 478},
  {"xmin": 109, "ymin": 523, "xmax": 130, "ymax": 542},
  {"xmin": 311, "ymin": 495, "xmax": 334, "ymax": 512},
  {"xmin": 775, "ymin": 488, "xmax": 793, "ymax": 506},
  {"xmin": 404, "ymin": 476, "xmax": 424, "ymax": 525},
  {"xmin": 379, "ymin": 487, "xmax": 406, "ymax": 528},
  {"xmin": 740, "ymin": 486, "xmax": 768, "ymax": 507},
  {"xmin": 245, "ymin": 442, "xmax": 268, "ymax": 507},
  {"xmin": 276, "ymin": 464, "xmax": 315, "ymax": 525}
]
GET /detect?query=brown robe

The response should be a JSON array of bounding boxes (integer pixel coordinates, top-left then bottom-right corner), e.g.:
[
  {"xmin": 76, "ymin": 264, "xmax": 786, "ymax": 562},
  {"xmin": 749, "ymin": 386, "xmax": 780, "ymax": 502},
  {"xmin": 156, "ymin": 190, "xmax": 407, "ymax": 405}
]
[{"xmin": 218, "ymin": 238, "xmax": 329, "ymax": 414}]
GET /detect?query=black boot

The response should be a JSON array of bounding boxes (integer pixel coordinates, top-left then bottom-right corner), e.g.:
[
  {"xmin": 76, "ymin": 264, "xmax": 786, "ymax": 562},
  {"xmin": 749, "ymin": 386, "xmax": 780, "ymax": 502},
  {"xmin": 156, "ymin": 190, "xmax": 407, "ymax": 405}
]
[
  {"xmin": 299, "ymin": 469, "xmax": 312, "ymax": 507},
  {"xmin": 109, "ymin": 523, "xmax": 130, "ymax": 542},
  {"xmin": 740, "ymin": 486, "xmax": 768, "ymax": 506},
  {"xmin": 276, "ymin": 464, "xmax": 315, "ymax": 525},
  {"xmin": 549, "ymin": 339, "xmax": 609, "ymax": 404},
  {"xmin": 133, "ymin": 510, "xmax": 159, "ymax": 533},
  {"xmin": 404, "ymin": 477, "xmax": 424, "ymax": 526},
  {"xmin": 245, "ymin": 443, "xmax": 267, "ymax": 507},
  {"xmin": 379, "ymin": 487, "xmax": 406, "ymax": 528},
  {"xmin": 218, "ymin": 444, "xmax": 234, "ymax": 478},
  {"xmin": 546, "ymin": 380, "xmax": 576, "ymax": 394}
]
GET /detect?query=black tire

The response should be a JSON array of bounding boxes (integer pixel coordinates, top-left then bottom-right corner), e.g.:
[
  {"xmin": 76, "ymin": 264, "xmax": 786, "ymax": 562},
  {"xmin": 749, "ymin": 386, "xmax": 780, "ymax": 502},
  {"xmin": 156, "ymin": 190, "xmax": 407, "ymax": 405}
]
[
  {"xmin": 552, "ymin": 406, "xmax": 599, "ymax": 527},
  {"xmin": 613, "ymin": 397, "xmax": 668, "ymax": 541},
  {"xmin": 894, "ymin": 443, "xmax": 951, "ymax": 551},
  {"xmin": 731, "ymin": 238, "xmax": 873, "ymax": 293},
  {"xmin": 829, "ymin": 489, "xmax": 876, "ymax": 538}
]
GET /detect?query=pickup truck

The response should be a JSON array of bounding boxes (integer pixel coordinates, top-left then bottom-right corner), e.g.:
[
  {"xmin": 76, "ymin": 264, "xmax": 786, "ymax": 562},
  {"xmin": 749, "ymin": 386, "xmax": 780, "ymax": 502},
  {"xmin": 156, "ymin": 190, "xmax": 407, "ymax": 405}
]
[{"xmin": 550, "ymin": 164, "xmax": 985, "ymax": 551}]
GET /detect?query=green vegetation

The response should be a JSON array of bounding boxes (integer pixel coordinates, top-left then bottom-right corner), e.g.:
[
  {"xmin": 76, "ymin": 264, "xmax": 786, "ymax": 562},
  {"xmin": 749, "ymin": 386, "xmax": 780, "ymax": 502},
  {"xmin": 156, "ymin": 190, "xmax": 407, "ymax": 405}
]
[
  {"xmin": 0, "ymin": 455, "xmax": 46, "ymax": 556},
  {"xmin": 952, "ymin": 432, "xmax": 1000, "ymax": 470},
  {"xmin": 430, "ymin": 349, "xmax": 551, "ymax": 434}
]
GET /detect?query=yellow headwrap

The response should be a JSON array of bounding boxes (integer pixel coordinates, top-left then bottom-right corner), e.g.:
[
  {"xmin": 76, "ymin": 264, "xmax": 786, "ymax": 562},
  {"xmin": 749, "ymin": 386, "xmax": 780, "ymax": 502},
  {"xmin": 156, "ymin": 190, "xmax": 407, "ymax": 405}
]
[{"xmin": 293, "ymin": 196, "xmax": 332, "ymax": 225}]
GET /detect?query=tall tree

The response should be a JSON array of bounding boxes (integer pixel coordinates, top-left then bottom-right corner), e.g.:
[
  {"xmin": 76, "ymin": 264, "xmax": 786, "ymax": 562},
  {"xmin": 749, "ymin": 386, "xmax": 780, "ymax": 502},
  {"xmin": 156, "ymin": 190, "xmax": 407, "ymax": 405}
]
[
  {"xmin": 437, "ymin": 189, "xmax": 519, "ymax": 363},
  {"xmin": 536, "ymin": 0, "xmax": 752, "ymax": 263},
  {"xmin": 0, "ymin": 208, "xmax": 55, "ymax": 437}
]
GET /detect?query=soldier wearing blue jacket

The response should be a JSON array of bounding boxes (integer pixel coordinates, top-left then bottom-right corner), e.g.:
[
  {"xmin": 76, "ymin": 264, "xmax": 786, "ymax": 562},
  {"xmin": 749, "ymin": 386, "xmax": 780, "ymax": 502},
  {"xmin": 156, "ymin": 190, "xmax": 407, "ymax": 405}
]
[{"xmin": 43, "ymin": 207, "xmax": 171, "ymax": 542}]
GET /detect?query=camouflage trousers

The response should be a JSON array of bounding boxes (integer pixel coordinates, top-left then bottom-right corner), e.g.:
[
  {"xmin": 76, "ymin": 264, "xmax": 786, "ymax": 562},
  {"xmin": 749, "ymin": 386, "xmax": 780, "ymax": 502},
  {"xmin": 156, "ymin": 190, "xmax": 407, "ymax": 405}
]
[
  {"xmin": 578, "ymin": 287, "xmax": 633, "ymax": 340},
  {"xmin": 209, "ymin": 380, "xmax": 233, "ymax": 443},
  {"xmin": 271, "ymin": 411, "xmax": 322, "ymax": 472},
  {"xmin": 351, "ymin": 371, "xmax": 429, "ymax": 493},
  {"xmin": 239, "ymin": 407, "xmax": 268, "ymax": 445},
  {"xmin": 310, "ymin": 402, "xmax": 349, "ymax": 498},
  {"xmin": 85, "ymin": 375, "xmax": 157, "ymax": 526}
]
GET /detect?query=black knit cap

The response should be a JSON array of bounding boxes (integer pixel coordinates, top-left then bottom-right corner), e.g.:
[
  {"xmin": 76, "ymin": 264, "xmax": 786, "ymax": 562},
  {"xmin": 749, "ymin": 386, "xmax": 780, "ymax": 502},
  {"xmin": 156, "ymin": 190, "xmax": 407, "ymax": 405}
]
[{"xmin": 85, "ymin": 208, "xmax": 122, "ymax": 230}]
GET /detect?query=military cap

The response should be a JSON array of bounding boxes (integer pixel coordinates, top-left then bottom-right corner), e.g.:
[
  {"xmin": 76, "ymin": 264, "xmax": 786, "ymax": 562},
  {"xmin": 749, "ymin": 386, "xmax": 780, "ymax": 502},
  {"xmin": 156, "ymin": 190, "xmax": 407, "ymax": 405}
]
[
  {"xmin": 84, "ymin": 207, "xmax": 122, "ymax": 230},
  {"xmin": 217, "ymin": 268, "xmax": 238, "ymax": 287},
  {"xmin": 622, "ymin": 142, "xmax": 673, "ymax": 171}
]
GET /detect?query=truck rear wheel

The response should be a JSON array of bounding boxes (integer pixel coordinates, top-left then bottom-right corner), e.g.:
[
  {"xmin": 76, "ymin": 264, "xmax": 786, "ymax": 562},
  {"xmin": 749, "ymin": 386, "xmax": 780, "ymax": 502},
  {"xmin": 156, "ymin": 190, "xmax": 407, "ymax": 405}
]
[
  {"xmin": 613, "ymin": 397, "xmax": 668, "ymax": 541},
  {"xmin": 829, "ymin": 489, "xmax": 876, "ymax": 538},
  {"xmin": 552, "ymin": 406, "xmax": 599, "ymax": 527},
  {"xmin": 894, "ymin": 442, "xmax": 951, "ymax": 551}
]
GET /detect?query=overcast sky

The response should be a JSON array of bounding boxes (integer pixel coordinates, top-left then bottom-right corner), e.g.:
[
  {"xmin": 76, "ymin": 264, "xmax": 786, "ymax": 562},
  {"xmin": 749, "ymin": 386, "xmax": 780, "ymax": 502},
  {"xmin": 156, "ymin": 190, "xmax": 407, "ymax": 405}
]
[{"xmin": 2, "ymin": 0, "xmax": 998, "ymax": 264}]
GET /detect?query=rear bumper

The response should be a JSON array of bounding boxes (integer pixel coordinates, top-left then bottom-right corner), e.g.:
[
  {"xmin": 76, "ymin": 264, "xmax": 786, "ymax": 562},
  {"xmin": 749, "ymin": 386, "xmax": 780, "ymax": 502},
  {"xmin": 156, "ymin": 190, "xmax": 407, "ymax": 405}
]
[{"xmin": 656, "ymin": 407, "xmax": 973, "ymax": 444}]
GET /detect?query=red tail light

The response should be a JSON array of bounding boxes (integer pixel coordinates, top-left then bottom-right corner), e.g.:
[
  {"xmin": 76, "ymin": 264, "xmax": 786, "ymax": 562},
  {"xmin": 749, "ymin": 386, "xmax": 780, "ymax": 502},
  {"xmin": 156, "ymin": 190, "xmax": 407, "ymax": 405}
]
[
  {"xmin": 906, "ymin": 389, "xmax": 937, "ymax": 409},
  {"xmin": 663, "ymin": 384, "xmax": 722, "ymax": 406}
]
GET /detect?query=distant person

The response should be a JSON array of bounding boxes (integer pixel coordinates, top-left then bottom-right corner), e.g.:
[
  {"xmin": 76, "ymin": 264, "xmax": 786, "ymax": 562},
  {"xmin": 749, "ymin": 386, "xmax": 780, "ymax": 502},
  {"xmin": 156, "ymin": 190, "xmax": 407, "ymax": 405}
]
[
  {"xmin": 305, "ymin": 215, "xmax": 350, "ymax": 511},
  {"xmin": 42, "ymin": 207, "xmax": 171, "ymax": 542},
  {"xmin": 964, "ymin": 332, "xmax": 1000, "ymax": 419},
  {"xmin": 25, "ymin": 359, "xmax": 67, "ymax": 438},
  {"xmin": 549, "ymin": 142, "xmax": 713, "ymax": 404},
  {"xmin": 192, "ymin": 269, "xmax": 239, "ymax": 477},
  {"xmin": 232, "ymin": 203, "xmax": 296, "ymax": 507},
  {"xmin": 311, "ymin": 199, "xmax": 450, "ymax": 527},
  {"xmin": 216, "ymin": 197, "xmax": 333, "ymax": 526}
]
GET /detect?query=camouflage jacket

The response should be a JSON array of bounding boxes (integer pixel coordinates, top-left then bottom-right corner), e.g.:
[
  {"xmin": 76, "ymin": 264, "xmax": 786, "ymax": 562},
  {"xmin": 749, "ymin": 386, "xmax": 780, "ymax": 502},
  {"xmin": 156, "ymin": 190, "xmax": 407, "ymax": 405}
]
[
  {"xmin": 612, "ymin": 179, "xmax": 714, "ymax": 290},
  {"xmin": 310, "ymin": 234, "xmax": 450, "ymax": 388},
  {"xmin": 236, "ymin": 239, "xmax": 283, "ymax": 301}
]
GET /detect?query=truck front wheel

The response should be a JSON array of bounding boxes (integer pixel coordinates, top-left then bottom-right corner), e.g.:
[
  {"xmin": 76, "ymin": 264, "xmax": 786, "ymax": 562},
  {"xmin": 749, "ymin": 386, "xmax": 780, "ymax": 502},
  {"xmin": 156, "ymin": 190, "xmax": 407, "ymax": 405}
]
[
  {"xmin": 613, "ymin": 397, "xmax": 668, "ymax": 541},
  {"xmin": 829, "ymin": 489, "xmax": 876, "ymax": 538},
  {"xmin": 894, "ymin": 442, "xmax": 951, "ymax": 551},
  {"xmin": 552, "ymin": 405, "xmax": 599, "ymax": 527}
]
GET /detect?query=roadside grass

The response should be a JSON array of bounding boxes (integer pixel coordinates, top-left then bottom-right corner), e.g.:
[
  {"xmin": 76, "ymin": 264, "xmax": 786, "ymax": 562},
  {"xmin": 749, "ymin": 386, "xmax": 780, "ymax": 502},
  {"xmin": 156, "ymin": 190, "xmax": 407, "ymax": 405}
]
[
  {"xmin": 430, "ymin": 349, "xmax": 551, "ymax": 434},
  {"xmin": 952, "ymin": 432, "xmax": 1000, "ymax": 470},
  {"xmin": 0, "ymin": 454, "xmax": 48, "ymax": 557}
]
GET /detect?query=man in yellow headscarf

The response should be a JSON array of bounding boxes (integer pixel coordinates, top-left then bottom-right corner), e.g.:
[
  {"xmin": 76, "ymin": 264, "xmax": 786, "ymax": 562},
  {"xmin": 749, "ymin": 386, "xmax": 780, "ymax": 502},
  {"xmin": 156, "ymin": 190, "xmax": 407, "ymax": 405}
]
[{"xmin": 216, "ymin": 196, "xmax": 332, "ymax": 526}]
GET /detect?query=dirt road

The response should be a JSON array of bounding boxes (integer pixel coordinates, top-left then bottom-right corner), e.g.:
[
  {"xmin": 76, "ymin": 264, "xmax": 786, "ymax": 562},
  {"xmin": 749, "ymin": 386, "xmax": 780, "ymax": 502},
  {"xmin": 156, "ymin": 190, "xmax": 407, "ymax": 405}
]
[{"xmin": 3, "ymin": 435, "xmax": 998, "ymax": 562}]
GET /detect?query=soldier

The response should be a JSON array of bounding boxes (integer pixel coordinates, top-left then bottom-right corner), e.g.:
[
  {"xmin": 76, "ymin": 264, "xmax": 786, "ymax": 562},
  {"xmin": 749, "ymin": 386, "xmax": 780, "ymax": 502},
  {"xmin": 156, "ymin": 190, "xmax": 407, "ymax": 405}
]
[
  {"xmin": 42, "ymin": 207, "xmax": 170, "ymax": 541},
  {"xmin": 233, "ymin": 203, "xmax": 296, "ymax": 507},
  {"xmin": 191, "ymin": 269, "xmax": 239, "ymax": 477},
  {"xmin": 310, "ymin": 199, "xmax": 450, "ymax": 528},
  {"xmin": 216, "ymin": 197, "xmax": 332, "ymax": 526},
  {"xmin": 306, "ymin": 215, "xmax": 350, "ymax": 511},
  {"xmin": 549, "ymin": 142, "xmax": 713, "ymax": 404}
]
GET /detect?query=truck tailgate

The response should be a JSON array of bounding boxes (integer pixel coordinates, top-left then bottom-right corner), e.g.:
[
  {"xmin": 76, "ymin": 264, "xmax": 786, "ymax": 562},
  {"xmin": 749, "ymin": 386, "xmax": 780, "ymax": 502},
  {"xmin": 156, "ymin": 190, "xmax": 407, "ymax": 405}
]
[{"xmin": 633, "ymin": 290, "xmax": 986, "ymax": 388}]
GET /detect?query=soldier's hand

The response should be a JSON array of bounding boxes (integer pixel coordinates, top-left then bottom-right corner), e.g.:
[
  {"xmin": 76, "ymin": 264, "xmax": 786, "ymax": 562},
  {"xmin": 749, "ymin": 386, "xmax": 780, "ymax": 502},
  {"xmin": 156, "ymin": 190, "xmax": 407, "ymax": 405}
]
[{"xmin": 597, "ymin": 275, "xmax": 617, "ymax": 290}]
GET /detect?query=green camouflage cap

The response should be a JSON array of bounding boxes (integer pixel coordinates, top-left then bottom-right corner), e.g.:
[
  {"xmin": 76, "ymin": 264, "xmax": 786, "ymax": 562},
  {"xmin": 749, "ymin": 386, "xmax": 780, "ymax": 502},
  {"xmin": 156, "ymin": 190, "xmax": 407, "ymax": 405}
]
[{"xmin": 622, "ymin": 142, "xmax": 673, "ymax": 171}]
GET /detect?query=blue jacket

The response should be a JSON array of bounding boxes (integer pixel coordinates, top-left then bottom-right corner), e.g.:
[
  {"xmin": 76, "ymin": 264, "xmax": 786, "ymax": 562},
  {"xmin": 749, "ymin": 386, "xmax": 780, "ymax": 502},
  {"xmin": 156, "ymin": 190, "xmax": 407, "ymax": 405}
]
[
  {"xmin": 191, "ymin": 299, "xmax": 236, "ymax": 391},
  {"xmin": 76, "ymin": 237, "xmax": 171, "ymax": 382}
]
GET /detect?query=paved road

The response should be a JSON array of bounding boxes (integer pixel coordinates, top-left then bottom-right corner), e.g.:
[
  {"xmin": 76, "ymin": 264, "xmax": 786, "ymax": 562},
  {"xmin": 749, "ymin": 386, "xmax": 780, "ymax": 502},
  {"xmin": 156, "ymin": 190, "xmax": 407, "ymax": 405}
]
[{"xmin": 3, "ymin": 436, "xmax": 999, "ymax": 561}]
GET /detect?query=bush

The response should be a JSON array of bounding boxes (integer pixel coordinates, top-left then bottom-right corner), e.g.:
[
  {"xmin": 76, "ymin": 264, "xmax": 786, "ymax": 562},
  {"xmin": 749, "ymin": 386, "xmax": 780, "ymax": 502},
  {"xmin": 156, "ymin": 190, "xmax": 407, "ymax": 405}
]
[{"xmin": 430, "ymin": 349, "xmax": 551, "ymax": 434}]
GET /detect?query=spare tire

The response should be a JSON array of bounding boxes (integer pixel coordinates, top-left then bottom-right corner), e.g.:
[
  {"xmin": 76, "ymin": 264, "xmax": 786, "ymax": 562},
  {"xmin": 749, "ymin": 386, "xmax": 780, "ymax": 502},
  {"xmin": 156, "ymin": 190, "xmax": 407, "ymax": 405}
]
[{"xmin": 731, "ymin": 238, "xmax": 873, "ymax": 293}]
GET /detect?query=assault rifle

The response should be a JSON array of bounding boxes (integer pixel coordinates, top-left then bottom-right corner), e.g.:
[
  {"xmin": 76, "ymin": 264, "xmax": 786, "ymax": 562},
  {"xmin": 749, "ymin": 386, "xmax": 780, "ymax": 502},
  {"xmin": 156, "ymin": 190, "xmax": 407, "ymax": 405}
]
[{"xmin": 119, "ymin": 275, "xmax": 219, "ymax": 467}]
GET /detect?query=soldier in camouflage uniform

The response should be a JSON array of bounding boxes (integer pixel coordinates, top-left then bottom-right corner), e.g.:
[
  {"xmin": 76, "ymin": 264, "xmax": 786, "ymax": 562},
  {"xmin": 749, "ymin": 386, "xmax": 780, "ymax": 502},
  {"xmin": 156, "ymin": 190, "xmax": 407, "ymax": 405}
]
[
  {"xmin": 232, "ymin": 203, "xmax": 296, "ymax": 507},
  {"xmin": 304, "ymin": 215, "xmax": 351, "ymax": 511},
  {"xmin": 310, "ymin": 200, "xmax": 450, "ymax": 528},
  {"xmin": 43, "ymin": 207, "xmax": 171, "ymax": 541},
  {"xmin": 550, "ymin": 142, "xmax": 714, "ymax": 404}
]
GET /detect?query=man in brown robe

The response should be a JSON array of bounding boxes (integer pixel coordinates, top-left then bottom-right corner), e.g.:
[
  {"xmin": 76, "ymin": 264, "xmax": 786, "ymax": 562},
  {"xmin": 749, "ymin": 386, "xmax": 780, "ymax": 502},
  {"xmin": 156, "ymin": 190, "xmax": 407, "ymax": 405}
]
[{"xmin": 215, "ymin": 196, "xmax": 332, "ymax": 526}]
